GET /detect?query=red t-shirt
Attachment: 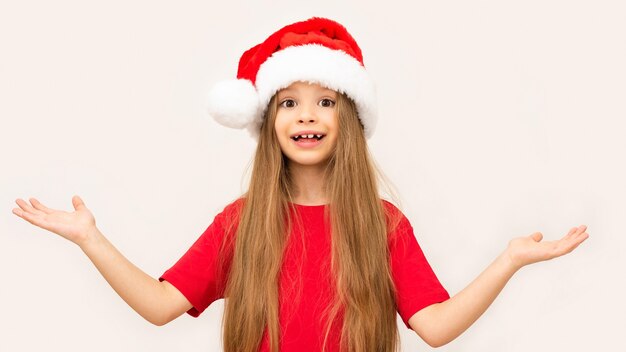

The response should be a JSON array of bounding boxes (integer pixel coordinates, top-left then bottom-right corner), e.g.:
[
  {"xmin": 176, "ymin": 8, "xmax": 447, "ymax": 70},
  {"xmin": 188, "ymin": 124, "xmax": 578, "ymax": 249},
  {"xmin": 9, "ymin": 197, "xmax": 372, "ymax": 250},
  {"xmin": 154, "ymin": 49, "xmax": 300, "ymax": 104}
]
[{"xmin": 159, "ymin": 198, "xmax": 450, "ymax": 350}]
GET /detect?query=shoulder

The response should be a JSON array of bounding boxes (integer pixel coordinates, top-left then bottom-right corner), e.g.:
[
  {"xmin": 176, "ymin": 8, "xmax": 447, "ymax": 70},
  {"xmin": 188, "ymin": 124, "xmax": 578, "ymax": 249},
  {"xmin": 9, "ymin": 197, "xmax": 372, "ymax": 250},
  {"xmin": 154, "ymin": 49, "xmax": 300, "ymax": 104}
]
[
  {"xmin": 380, "ymin": 199, "xmax": 412, "ymax": 236},
  {"xmin": 212, "ymin": 197, "xmax": 246, "ymax": 230},
  {"xmin": 381, "ymin": 198, "xmax": 402, "ymax": 215},
  {"xmin": 221, "ymin": 197, "xmax": 246, "ymax": 215}
]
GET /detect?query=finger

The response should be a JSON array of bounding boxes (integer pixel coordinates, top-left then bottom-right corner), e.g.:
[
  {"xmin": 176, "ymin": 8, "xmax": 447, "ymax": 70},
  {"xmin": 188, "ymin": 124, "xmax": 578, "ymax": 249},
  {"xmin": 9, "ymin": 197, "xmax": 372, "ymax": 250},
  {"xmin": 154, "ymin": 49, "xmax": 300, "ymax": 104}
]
[
  {"xmin": 29, "ymin": 198, "xmax": 55, "ymax": 214},
  {"xmin": 565, "ymin": 225, "xmax": 587, "ymax": 240},
  {"xmin": 569, "ymin": 226, "xmax": 589, "ymax": 241},
  {"xmin": 572, "ymin": 230, "xmax": 590, "ymax": 244},
  {"xmin": 564, "ymin": 227, "xmax": 578, "ymax": 239},
  {"xmin": 564, "ymin": 235, "xmax": 587, "ymax": 254},
  {"xmin": 15, "ymin": 198, "xmax": 46, "ymax": 216},
  {"xmin": 13, "ymin": 206, "xmax": 44, "ymax": 226},
  {"xmin": 12, "ymin": 207, "xmax": 24, "ymax": 217},
  {"xmin": 72, "ymin": 195, "xmax": 86, "ymax": 211},
  {"xmin": 558, "ymin": 231, "xmax": 589, "ymax": 255}
]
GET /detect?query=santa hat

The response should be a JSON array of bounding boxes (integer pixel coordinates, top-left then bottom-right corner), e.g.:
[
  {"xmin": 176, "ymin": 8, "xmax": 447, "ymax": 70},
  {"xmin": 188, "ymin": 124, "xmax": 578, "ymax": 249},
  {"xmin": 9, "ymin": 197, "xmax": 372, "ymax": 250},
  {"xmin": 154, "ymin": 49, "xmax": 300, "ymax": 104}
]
[{"xmin": 206, "ymin": 17, "xmax": 377, "ymax": 140}]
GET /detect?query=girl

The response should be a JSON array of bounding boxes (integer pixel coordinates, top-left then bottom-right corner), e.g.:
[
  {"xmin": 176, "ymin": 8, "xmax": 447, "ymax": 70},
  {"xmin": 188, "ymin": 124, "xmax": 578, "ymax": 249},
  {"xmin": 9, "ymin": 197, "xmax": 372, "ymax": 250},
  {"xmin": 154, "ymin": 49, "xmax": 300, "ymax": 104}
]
[{"xmin": 12, "ymin": 17, "xmax": 589, "ymax": 352}]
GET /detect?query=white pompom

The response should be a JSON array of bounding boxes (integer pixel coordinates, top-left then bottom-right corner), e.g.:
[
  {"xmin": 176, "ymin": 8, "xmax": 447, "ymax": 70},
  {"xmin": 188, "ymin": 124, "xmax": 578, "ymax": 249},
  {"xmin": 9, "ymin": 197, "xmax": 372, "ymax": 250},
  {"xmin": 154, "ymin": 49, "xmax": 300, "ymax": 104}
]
[{"xmin": 206, "ymin": 79, "xmax": 260, "ymax": 129}]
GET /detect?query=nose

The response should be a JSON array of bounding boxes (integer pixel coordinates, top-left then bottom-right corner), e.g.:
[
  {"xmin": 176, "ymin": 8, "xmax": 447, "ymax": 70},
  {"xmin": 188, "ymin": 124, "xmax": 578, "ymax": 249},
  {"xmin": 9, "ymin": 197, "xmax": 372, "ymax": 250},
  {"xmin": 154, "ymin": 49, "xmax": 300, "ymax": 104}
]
[
  {"xmin": 298, "ymin": 104, "xmax": 317, "ymax": 124},
  {"xmin": 298, "ymin": 116, "xmax": 317, "ymax": 124}
]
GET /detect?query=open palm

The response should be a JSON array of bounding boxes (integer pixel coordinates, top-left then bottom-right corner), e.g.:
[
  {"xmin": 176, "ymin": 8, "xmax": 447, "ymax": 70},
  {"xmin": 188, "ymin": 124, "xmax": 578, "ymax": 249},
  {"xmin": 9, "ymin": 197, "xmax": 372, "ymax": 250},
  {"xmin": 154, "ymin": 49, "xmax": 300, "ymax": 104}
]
[
  {"xmin": 506, "ymin": 225, "xmax": 589, "ymax": 270},
  {"xmin": 12, "ymin": 195, "xmax": 96, "ymax": 246}
]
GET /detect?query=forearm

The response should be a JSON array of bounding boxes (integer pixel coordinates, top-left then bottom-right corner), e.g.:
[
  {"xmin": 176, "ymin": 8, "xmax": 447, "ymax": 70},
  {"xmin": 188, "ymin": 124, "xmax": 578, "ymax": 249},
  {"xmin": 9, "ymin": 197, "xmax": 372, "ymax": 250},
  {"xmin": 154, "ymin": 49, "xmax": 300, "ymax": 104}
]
[
  {"xmin": 79, "ymin": 227, "xmax": 169, "ymax": 325},
  {"xmin": 422, "ymin": 251, "xmax": 518, "ymax": 347}
]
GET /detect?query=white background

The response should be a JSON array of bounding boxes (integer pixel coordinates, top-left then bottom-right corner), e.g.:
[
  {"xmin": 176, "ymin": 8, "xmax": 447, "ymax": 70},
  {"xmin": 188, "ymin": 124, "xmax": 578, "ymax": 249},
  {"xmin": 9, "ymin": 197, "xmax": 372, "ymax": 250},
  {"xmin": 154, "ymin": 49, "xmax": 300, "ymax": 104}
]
[{"xmin": 1, "ymin": 1, "xmax": 624, "ymax": 351}]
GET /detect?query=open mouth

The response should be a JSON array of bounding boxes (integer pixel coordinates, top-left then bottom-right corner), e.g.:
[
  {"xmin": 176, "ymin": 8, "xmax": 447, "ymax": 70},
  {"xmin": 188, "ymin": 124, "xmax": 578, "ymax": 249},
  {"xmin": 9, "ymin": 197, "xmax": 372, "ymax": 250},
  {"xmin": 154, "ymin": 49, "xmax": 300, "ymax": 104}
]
[{"xmin": 291, "ymin": 134, "xmax": 326, "ymax": 141}]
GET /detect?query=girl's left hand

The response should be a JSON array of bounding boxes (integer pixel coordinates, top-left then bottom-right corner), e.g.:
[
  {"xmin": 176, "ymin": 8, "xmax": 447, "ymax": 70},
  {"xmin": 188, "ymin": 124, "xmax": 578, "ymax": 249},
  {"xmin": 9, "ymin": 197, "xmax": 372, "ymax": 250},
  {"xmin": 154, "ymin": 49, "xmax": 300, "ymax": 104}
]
[{"xmin": 505, "ymin": 225, "xmax": 589, "ymax": 271}]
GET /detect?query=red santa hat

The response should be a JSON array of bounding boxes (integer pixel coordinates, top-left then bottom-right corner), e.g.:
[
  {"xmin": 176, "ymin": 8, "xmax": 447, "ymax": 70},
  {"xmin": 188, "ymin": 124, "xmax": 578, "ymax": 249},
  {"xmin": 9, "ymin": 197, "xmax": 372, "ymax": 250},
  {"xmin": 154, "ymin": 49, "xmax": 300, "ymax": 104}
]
[{"xmin": 206, "ymin": 17, "xmax": 377, "ymax": 140}]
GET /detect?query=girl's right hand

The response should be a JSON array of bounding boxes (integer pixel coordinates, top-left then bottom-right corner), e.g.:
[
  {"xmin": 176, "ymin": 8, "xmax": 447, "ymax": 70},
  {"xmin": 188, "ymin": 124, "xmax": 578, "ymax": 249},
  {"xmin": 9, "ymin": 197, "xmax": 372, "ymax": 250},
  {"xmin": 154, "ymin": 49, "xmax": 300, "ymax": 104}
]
[{"xmin": 12, "ymin": 195, "xmax": 97, "ymax": 247}]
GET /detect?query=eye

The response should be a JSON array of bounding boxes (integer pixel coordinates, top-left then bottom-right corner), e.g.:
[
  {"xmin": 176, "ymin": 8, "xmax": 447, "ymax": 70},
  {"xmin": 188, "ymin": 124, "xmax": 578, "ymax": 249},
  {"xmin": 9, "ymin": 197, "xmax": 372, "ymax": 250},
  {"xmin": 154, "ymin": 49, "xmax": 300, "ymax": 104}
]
[
  {"xmin": 319, "ymin": 98, "xmax": 335, "ymax": 108},
  {"xmin": 279, "ymin": 99, "xmax": 296, "ymax": 108}
]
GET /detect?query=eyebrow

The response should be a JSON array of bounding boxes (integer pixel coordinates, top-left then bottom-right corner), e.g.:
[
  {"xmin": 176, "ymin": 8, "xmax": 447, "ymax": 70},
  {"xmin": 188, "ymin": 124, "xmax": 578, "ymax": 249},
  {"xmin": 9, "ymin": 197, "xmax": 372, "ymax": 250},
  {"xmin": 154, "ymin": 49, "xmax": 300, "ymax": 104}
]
[{"xmin": 278, "ymin": 87, "xmax": 336, "ymax": 95}]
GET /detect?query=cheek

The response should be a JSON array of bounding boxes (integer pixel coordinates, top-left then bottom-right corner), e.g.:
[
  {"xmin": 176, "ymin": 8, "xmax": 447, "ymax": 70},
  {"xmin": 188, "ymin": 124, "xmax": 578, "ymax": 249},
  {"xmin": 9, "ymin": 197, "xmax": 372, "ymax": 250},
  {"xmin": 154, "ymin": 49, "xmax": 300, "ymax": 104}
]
[
  {"xmin": 273, "ymin": 119, "xmax": 289, "ymax": 148},
  {"xmin": 327, "ymin": 110, "xmax": 338, "ymax": 125},
  {"xmin": 274, "ymin": 113, "xmax": 287, "ymax": 133}
]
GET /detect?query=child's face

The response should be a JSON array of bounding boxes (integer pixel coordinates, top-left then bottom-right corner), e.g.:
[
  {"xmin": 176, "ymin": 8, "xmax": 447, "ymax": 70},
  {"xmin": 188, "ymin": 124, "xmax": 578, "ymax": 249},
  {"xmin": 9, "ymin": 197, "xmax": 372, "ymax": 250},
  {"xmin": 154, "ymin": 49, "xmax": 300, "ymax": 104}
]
[{"xmin": 274, "ymin": 81, "xmax": 338, "ymax": 169}]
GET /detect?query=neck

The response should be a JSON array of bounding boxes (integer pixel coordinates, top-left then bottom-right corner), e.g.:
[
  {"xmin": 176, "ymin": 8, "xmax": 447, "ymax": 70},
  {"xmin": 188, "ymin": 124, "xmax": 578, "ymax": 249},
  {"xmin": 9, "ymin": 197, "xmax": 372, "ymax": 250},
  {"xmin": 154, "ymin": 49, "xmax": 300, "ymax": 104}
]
[{"xmin": 288, "ymin": 162, "xmax": 330, "ymax": 205}]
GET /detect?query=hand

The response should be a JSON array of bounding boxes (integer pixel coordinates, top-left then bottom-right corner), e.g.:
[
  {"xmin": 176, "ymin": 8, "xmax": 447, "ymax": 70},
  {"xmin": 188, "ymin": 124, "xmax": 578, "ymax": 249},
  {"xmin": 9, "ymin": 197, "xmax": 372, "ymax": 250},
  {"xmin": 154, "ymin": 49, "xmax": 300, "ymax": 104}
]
[
  {"xmin": 505, "ymin": 225, "xmax": 590, "ymax": 271},
  {"xmin": 12, "ymin": 195, "xmax": 97, "ymax": 247}
]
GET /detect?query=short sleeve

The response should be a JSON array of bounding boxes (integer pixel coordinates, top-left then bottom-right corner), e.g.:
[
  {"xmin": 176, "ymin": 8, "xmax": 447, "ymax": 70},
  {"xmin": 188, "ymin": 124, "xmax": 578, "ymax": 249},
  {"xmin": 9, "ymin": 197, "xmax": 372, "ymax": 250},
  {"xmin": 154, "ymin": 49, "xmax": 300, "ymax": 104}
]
[
  {"xmin": 159, "ymin": 199, "xmax": 241, "ymax": 317},
  {"xmin": 386, "ymin": 202, "xmax": 450, "ymax": 330}
]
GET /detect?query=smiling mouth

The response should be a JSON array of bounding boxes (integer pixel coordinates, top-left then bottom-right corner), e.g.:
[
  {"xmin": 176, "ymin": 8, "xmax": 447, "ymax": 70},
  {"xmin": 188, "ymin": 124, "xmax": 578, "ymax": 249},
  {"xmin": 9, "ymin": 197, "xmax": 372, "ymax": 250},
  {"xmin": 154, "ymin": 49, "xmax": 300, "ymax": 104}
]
[{"xmin": 291, "ymin": 135, "xmax": 325, "ymax": 141}]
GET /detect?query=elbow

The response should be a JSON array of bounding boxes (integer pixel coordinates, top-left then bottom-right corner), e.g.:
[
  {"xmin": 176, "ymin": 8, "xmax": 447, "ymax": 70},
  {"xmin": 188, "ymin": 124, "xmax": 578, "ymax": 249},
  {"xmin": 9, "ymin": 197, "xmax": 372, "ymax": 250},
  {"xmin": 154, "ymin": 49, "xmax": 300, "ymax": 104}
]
[
  {"xmin": 145, "ymin": 317, "xmax": 163, "ymax": 326},
  {"xmin": 425, "ymin": 340, "xmax": 450, "ymax": 348},
  {"xmin": 411, "ymin": 303, "xmax": 456, "ymax": 348},
  {"xmin": 145, "ymin": 313, "xmax": 171, "ymax": 327},
  {"xmin": 150, "ymin": 318, "xmax": 170, "ymax": 327},
  {"xmin": 420, "ymin": 333, "xmax": 451, "ymax": 349}
]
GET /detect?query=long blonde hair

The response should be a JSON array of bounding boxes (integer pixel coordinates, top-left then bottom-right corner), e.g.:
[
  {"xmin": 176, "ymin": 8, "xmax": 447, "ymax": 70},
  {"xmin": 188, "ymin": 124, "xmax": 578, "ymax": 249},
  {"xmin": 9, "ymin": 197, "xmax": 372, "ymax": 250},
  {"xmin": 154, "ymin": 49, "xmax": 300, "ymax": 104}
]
[{"xmin": 217, "ymin": 88, "xmax": 404, "ymax": 352}]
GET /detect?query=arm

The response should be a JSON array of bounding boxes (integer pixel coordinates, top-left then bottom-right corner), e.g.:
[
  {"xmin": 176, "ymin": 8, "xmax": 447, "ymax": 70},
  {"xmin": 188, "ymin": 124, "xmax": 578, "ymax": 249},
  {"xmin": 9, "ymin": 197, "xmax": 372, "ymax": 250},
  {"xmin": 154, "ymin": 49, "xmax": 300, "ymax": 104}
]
[
  {"xmin": 13, "ymin": 196, "xmax": 193, "ymax": 326},
  {"xmin": 79, "ymin": 227, "xmax": 193, "ymax": 326},
  {"xmin": 409, "ymin": 225, "xmax": 590, "ymax": 348}
]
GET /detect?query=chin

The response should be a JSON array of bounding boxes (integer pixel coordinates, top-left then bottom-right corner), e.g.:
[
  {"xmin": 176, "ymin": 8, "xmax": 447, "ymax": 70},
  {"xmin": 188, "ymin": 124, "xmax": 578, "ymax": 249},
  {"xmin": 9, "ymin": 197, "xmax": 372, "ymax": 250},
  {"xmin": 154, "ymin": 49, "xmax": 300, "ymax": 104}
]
[{"xmin": 289, "ymin": 156, "xmax": 332, "ymax": 167}]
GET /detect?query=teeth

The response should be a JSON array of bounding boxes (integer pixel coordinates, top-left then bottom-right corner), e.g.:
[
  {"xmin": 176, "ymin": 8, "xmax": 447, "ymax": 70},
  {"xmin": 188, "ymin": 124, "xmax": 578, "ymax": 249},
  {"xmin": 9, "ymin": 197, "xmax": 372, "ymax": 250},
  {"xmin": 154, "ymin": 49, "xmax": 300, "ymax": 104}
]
[{"xmin": 292, "ymin": 133, "xmax": 324, "ymax": 140}]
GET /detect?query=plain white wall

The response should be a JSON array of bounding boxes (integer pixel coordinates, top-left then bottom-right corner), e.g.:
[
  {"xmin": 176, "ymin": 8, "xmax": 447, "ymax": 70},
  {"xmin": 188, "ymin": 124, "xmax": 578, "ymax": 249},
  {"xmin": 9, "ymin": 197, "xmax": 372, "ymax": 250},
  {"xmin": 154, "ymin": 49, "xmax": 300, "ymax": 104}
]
[{"xmin": 2, "ymin": 1, "xmax": 624, "ymax": 351}]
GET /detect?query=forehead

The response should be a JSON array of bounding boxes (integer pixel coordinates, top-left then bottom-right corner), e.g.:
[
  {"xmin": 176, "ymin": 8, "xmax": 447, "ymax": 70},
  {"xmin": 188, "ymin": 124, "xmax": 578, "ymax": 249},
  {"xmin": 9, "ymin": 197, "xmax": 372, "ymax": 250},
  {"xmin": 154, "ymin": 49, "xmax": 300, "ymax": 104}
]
[{"xmin": 277, "ymin": 81, "xmax": 337, "ymax": 95}]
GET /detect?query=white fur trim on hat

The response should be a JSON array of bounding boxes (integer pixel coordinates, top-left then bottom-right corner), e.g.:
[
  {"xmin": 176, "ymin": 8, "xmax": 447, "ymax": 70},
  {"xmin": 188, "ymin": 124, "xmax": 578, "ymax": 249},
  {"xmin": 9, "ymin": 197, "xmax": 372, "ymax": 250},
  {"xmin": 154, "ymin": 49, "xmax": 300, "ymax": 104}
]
[
  {"xmin": 206, "ymin": 78, "xmax": 261, "ymax": 129},
  {"xmin": 255, "ymin": 44, "xmax": 378, "ymax": 139}
]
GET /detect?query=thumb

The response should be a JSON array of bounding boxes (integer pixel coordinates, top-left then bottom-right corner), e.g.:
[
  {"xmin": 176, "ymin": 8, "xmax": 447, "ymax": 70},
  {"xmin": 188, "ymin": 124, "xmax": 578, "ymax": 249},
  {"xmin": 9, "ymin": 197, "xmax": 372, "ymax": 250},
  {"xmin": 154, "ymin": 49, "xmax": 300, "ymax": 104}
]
[
  {"xmin": 531, "ymin": 232, "xmax": 543, "ymax": 242},
  {"xmin": 72, "ymin": 195, "xmax": 86, "ymax": 211}
]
